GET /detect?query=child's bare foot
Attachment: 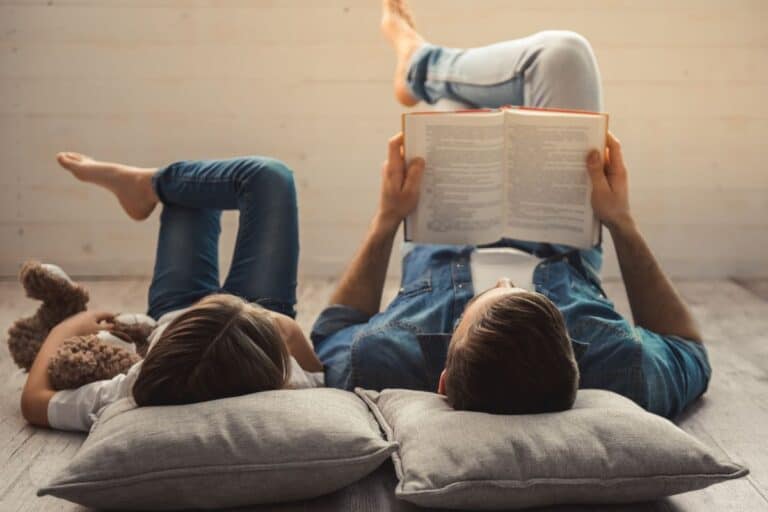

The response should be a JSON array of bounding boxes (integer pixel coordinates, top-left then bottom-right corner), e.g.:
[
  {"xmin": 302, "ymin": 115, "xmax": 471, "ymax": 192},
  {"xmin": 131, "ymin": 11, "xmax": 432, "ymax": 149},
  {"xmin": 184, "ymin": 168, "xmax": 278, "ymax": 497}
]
[
  {"xmin": 56, "ymin": 152, "xmax": 159, "ymax": 221},
  {"xmin": 381, "ymin": 0, "xmax": 425, "ymax": 107}
]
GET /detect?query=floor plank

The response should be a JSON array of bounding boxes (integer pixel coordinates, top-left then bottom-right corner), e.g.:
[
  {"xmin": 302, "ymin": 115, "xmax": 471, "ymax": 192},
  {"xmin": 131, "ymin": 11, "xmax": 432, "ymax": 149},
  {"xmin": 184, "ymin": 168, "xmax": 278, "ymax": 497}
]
[
  {"xmin": 1, "ymin": 277, "xmax": 766, "ymax": 511},
  {"xmin": 734, "ymin": 278, "xmax": 768, "ymax": 302}
]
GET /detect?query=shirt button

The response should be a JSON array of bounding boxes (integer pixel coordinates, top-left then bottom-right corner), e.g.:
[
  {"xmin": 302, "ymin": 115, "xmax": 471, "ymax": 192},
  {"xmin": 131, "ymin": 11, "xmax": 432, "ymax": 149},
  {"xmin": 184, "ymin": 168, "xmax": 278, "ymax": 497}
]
[{"xmin": 457, "ymin": 283, "xmax": 464, "ymax": 289}]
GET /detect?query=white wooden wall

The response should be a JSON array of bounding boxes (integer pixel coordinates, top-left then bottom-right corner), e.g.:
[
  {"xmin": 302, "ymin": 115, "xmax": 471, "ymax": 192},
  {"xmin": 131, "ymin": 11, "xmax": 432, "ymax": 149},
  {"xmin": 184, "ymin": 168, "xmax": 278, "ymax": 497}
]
[{"xmin": 1, "ymin": 0, "xmax": 766, "ymax": 279}]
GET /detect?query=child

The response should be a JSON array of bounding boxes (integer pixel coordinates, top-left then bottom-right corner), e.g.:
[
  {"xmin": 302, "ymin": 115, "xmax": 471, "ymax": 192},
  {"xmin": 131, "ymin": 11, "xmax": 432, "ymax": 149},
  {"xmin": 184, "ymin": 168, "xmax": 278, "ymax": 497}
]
[{"xmin": 20, "ymin": 152, "xmax": 324, "ymax": 432}]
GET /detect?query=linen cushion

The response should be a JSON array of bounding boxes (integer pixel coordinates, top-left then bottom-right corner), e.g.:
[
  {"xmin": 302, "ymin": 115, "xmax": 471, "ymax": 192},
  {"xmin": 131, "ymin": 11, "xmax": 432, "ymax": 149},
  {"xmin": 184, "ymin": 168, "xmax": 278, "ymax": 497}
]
[
  {"xmin": 39, "ymin": 388, "xmax": 396, "ymax": 510},
  {"xmin": 356, "ymin": 388, "xmax": 747, "ymax": 510}
]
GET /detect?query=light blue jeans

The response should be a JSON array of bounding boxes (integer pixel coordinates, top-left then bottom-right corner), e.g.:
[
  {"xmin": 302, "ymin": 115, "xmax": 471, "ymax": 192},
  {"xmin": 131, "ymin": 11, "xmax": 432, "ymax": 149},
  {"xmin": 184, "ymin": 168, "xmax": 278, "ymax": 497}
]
[
  {"xmin": 401, "ymin": 30, "xmax": 605, "ymax": 261},
  {"xmin": 147, "ymin": 157, "xmax": 299, "ymax": 320},
  {"xmin": 406, "ymin": 30, "xmax": 603, "ymax": 112}
]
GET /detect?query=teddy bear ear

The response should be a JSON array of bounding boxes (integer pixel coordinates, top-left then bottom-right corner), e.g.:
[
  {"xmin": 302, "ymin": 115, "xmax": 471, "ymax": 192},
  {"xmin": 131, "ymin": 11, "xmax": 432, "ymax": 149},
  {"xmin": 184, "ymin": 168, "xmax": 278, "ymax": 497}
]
[
  {"xmin": 40, "ymin": 263, "xmax": 74, "ymax": 283},
  {"xmin": 17, "ymin": 260, "xmax": 89, "ymax": 312}
]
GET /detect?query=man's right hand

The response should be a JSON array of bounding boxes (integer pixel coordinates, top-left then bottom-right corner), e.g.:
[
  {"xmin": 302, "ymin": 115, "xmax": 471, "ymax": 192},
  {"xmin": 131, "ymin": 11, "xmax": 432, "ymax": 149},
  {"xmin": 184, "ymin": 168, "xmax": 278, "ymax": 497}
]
[
  {"xmin": 586, "ymin": 131, "xmax": 633, "ymax": 232},
  {"xmin": 377, "ymin": 133, "xmax": 425, "ymax": 231}
]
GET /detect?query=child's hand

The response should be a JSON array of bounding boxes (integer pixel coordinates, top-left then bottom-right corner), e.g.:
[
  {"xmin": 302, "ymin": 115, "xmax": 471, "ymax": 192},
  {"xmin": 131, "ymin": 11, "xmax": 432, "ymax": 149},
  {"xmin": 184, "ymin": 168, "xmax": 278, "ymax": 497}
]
[{"xmin": 55, "ymin": 310, "xmax": 115, "ymax": 337}]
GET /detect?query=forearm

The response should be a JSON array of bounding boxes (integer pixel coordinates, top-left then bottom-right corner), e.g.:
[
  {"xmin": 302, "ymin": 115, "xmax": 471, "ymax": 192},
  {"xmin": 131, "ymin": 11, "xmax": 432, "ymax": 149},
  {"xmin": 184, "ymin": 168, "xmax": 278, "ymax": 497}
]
[
  {"xmin": 282, "ymin": 326, "xmax": 324, "ymax": 372},
  {"xmin": 329, "ymin": 214, "xmax": 400, "ymax": 317},
  {"xmin": 610, "ymin": 218, "xmax": 702, "ymax": 342},
  {"xmin": 20, "ymin": 325, "xmax": 77, "ymax": 426}
]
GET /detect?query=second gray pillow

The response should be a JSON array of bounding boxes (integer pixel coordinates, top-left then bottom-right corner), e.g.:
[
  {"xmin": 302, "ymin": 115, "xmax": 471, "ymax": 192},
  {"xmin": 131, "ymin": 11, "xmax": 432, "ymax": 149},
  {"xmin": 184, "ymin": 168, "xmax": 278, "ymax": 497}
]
[{"xmin": 357, "ymin": 388, "xmax": 747, "ymax": 510}]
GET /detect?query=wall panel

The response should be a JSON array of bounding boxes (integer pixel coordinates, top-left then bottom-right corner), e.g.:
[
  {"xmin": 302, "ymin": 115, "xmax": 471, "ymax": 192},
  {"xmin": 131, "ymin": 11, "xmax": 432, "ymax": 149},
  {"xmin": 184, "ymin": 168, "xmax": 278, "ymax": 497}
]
[{"xmin": 1, "ymin": 0, "xmax": 766, "ymax": 278}]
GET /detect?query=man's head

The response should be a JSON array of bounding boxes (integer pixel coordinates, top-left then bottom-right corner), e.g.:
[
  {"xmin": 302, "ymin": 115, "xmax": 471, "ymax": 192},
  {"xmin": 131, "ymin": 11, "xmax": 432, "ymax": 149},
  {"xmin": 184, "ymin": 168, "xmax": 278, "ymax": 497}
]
[
  {"xmin": 439, "ymin": 278, "xmax": 579, "ymax": 415},
  {"xmin": 133, "ymin": 294, "xmax": 290, "ymax": 406}
]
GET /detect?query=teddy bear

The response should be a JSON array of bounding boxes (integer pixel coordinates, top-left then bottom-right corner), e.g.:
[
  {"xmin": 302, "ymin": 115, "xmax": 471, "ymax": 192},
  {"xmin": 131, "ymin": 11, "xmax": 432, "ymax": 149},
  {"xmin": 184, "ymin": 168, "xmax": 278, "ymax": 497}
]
[{"xmin": 7, "ymin": 260, "xmax": 157, "ymax": 390}]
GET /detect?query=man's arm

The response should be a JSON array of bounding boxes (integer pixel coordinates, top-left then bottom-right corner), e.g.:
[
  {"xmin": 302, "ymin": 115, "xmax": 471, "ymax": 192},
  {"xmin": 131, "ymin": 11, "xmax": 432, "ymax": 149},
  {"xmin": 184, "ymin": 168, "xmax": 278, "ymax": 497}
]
[
  {"xmin": 586, "ymin": 133, "xmax": 702, "ymax": 342},
  {"xmin": 328, "ymin": 133, "xmax": 425, "ymax": 316},
  {"xmin": 20, "ymin": 310, "xmax": 115, "ymax": 427}
]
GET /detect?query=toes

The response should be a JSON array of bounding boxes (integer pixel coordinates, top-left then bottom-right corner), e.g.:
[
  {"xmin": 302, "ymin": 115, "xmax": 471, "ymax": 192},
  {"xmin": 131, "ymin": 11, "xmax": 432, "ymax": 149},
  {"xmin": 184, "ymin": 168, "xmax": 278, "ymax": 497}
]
[
  {"xmin": 56, "ymin": 152, "xmax": 76, "ymax": 169},
  {"xmin": 56, "ymin": 152, "xmax": 86, "ymax": 168}
]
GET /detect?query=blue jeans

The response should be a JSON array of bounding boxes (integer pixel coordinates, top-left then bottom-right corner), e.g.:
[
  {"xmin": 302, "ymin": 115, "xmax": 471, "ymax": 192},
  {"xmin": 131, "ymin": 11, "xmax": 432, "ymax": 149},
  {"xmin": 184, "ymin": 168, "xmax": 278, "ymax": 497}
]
[
  {"xmin": 402, "ymin": 30, "xmax": 605, "ymax": 268},
  {"xmin": 407, "ymin": 30, "xmax": 603, "ymax": 111},
  {"xmin": 146, "ymin": 157, "xmax": 299, "ymax": 320},
  {"xmin": 405, "ymin": 30, "xmax": 603, "ymax": 261}
]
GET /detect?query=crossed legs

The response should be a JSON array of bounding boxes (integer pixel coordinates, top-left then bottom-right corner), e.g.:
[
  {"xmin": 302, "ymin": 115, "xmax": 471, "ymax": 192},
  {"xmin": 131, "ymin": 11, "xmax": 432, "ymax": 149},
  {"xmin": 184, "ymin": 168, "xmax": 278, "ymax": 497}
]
[
  {"xmin": 381, "ymin": 0, "xmax": 603, "ymax": 112},
  {"xmin": 57, "ymin": 155, "xmax": 300, "ymax": 320}
]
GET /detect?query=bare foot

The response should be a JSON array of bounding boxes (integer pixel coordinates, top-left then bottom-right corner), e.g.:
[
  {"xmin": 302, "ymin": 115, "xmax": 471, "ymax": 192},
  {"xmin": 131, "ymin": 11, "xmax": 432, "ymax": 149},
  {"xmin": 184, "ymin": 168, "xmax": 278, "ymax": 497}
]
[
  {"xmin": 56, "ymin": 152, "xmax": 159, "ymax": 221},
  {"xmin": 381, "ymin": 0, "xmax": 425, "ymax": 107}
]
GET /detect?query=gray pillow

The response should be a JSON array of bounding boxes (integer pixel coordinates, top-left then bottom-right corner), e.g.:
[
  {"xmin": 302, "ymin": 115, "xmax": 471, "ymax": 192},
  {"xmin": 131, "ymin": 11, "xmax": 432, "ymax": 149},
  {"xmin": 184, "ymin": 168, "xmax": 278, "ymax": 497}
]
[
  {"xmin": 356, "ymin": 388, "xmax": 747, "ymax": 510},
  {"xmin": 39, "ymin": 388, "xmax": 396, "ymax": 510}
]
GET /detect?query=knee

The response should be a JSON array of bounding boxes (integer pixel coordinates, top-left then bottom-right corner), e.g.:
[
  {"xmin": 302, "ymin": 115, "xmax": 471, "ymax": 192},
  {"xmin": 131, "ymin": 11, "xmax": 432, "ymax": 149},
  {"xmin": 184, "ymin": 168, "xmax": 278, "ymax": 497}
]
[
  {"xmin": 241, "ymin": 157, "xmax": 297, "ymax": 199},
  {"xmin": 534, "ymin": 30, "xmax": 597, "ymax": 75}
]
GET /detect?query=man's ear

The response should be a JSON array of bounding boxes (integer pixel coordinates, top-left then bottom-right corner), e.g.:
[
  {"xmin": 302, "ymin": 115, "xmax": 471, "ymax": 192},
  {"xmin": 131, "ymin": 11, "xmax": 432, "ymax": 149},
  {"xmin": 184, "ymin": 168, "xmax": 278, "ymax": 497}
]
[{"xmin": 437, "ymin": 369, "xmax": 447, "ymax": 395}]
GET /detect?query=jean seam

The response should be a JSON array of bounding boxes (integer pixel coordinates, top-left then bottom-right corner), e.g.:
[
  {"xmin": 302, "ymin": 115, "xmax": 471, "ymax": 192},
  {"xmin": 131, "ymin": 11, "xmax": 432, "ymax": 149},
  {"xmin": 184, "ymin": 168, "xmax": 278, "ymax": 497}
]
[
  {"xmin": 426, "ymin": 71, "xmax": 519, "ymax": 87},
  {"xmin": 171, "ymin": 176, "xmax": 237, "ymax": 184}
]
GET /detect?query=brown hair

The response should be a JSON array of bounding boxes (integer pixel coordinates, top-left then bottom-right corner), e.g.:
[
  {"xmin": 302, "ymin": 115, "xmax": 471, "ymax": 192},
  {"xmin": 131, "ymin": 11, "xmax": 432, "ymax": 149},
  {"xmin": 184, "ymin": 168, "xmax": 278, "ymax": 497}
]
[
  {"xmin": 133, "ymin": 294, "xmax": 289, "ymax": 406},
  {"xmin": 444, "ymin": 291, "xmax": 578, "ymax": 415}
]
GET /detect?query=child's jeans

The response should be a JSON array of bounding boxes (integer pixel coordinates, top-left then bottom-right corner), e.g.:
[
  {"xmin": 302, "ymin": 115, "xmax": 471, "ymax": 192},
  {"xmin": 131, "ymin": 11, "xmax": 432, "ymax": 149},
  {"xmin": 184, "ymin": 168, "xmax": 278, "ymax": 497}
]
[{"xmin": 147, "ymin": 157, "xmax": 299, "ymax": 319}]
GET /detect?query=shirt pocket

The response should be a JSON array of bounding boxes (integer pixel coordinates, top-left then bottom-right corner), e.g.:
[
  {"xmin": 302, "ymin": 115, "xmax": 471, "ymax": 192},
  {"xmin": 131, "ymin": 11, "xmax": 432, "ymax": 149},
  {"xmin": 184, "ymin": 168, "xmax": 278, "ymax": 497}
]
[{"xmin": 396, "ymin": 268, "xmax": 433, "ymax": 299}]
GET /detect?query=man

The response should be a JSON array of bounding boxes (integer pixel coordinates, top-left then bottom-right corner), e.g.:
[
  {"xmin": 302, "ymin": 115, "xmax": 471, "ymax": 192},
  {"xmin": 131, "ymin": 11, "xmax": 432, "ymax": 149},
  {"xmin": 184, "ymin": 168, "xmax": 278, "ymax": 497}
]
[{"xmin": 311, "ymin": 0, "xmax": 710, "ymax": 419}]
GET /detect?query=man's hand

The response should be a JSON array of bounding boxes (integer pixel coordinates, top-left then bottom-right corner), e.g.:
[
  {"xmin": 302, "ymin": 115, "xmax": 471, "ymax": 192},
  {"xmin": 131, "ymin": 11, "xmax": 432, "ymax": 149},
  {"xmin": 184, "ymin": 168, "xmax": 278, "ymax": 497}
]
[
  {"xmin": 377, "ymin": 133, "xmax": 425, "ymax": 231},
  {"xmin": 586, "ymin": 131, "xmax": 633, "ymax": 232},
  {"xmin": 327, "ymin": 133, "xmax": 424, "ymax": 316},
  {"xmin": 53, "ymin": 310, "xmax": 115, "ymax": 338}
]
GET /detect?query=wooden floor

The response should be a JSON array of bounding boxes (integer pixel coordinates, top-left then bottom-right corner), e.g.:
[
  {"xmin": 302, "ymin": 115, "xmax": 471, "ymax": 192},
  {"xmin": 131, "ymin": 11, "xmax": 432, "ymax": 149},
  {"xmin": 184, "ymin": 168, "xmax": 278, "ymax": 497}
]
[{"xmin": 1, "ymin": 276, "xmax": 767, "ymax": 511}]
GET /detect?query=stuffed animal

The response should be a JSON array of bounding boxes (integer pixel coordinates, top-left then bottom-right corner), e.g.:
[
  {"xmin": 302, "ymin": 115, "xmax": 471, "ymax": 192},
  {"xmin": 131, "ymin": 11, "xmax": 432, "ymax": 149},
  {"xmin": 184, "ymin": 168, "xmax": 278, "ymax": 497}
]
[{"xmin": 7, "ymin": 261, "xmax": 157, "ymax": 390}]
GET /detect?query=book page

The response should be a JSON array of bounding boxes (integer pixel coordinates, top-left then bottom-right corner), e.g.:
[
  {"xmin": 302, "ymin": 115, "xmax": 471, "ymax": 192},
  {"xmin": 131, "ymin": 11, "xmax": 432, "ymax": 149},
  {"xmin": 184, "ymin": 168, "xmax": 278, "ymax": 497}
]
[
  {"xmin": 404, "ymin": 112, "xmax": 505, "ymax": 245},
  {"xmin": 504, "ymin": 110, "xmax": 606, "ymax": 248}
]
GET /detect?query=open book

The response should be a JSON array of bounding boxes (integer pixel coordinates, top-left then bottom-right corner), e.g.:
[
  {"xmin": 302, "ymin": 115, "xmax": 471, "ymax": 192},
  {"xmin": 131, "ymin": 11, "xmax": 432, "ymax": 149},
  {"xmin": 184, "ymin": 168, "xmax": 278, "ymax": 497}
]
[{"xmin": 403, "ymin": 107, "xmax": 608, "ymax": 248}]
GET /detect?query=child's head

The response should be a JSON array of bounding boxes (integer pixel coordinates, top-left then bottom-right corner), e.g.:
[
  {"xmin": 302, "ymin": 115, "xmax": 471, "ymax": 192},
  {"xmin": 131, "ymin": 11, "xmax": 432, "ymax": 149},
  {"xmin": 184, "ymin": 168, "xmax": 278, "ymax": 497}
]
[{"xmin": 132, "ymin": 294, "xmax": 289, "ymax": 406}]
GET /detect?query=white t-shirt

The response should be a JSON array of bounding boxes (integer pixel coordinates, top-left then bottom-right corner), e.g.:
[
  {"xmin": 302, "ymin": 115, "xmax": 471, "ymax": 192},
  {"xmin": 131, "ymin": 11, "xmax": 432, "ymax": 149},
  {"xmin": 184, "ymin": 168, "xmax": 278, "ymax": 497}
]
[
  {"xmin": 47, "ymin": 308, "xmax": 325, "ymax": 432},
  {"xmin": 470, "ymin": 247, "xmax": 540, "ymax": 294}
]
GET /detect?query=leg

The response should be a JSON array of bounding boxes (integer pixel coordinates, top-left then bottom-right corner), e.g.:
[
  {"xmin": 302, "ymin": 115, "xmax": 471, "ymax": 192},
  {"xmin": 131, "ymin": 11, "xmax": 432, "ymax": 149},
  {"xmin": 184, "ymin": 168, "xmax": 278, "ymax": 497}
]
[
  {"xmin": 220, "ymin": 159, "xmax": 299, "ymax": 318},
  {"xmin": 56, "ymin": 152, "xmax": 159, "ymax": 220},
  {"xmin": 147, "ymin": 204, "xmax": 222, "ymax": 319},
  {"xmin": 55, "ymin": 153, "xmax": 224, "ymax": 318},
  {"xmin": 152, "ymin": 157, "xmax": 300, "ymax": 318},
  {"xmin": 381, "ymin": 1, "xmax": 602, "ymax": 111},
  {"xmin": 406, "ymin": 31, "xmax": 603, "ymax": 111}
]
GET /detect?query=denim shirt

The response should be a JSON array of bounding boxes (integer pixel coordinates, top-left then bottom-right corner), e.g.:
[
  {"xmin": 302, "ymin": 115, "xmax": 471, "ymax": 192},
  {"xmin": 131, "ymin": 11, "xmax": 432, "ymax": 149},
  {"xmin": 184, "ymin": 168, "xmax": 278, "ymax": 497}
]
[{"xmin": 311, "ymin": 241, "xmax": 711, "ymax": 419}]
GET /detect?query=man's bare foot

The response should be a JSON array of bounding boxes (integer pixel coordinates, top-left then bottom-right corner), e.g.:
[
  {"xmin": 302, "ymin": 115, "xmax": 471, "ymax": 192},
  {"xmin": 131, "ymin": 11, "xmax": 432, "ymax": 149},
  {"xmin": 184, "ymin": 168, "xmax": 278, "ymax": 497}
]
[
  {"xmin": 381, "ymin": 0, "xmax": 425, "ymax": 107},
  {"xmin": 56, "ymin": 152, "xmax": 159, "ymax": 221}
]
